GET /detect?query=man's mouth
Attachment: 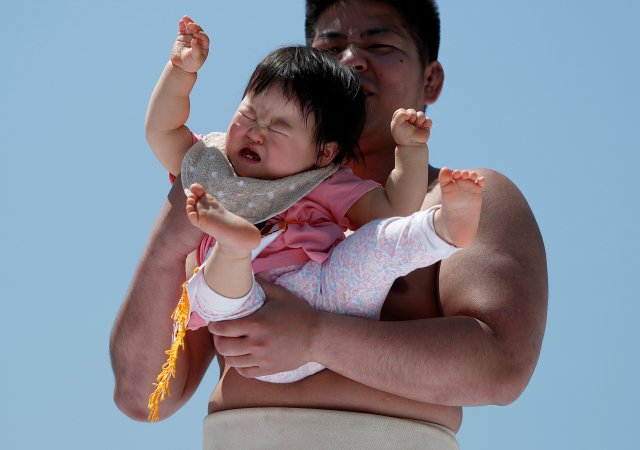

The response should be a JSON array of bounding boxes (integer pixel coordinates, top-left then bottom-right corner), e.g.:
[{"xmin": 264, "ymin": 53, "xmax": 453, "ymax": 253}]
[
  {"xmin": 240, "ymin": 148, "xmax": 261, "ymax": 162},
  {"xmin": 360, "ymin": 82, "xmax": 374, "ymax": 97}
]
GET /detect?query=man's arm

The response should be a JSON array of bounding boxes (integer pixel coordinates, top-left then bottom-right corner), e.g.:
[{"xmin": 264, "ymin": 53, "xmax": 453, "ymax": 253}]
[
  {"xmin": 211, "ymin": 169, "xmax": 547, "ymax": 405},
  {"xmin": 110, "ymin": 177, "xmax": 214, "ymax": 421}
]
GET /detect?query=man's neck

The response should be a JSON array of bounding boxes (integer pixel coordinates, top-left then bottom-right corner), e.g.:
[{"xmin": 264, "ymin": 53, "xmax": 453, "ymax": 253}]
[
  {"xmin": 351, "ymin": 149, "xmax": 440, "ymax": 196},
  {"xmin": 351, "ymin": 145, "xmax": 396, "ymax": 186}
]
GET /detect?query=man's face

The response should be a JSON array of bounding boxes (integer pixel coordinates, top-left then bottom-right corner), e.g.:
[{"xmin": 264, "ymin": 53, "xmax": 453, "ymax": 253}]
[{"xmin": 311, "ymin": 0, "xmax": 437, "ymax": 156}]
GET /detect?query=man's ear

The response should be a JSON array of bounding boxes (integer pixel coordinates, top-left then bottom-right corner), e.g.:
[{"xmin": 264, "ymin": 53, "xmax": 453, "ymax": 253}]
[
  {"xmin": 423, "ymin": 60, "xmax": 444, "ymax": 106},
  {"xmin": 317, "ymin": 142, "xmax": 339, "ymax": 167}
]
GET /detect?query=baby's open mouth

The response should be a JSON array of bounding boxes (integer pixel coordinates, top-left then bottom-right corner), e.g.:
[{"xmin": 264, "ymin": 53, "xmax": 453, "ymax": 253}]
[{"xmin": 241, "ymin": 148, "xmax": 261, "ymax": 162}]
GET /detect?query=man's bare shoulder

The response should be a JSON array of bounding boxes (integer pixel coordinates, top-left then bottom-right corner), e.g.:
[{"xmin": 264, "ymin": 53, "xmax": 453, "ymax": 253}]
[
  {"xmin": 437, "ymin": 166, "xmax": 547, "ymax": 301},
  {"xmin": 469, "ymin": 167, "xmax": 545, "ymax": 259},
  {"xmin": 426, "ymin": 167, "xmax": 542, "ymax": 250}
]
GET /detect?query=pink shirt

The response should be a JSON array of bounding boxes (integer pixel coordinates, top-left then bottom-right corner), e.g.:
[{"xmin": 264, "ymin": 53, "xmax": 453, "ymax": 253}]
[
  {"xmin": 182, "ymin": 133, "xmax": 379, "ymax": 272},
  {"xmin": 197, "ymin": 167, "xmax": 379, "ymax": 273}
]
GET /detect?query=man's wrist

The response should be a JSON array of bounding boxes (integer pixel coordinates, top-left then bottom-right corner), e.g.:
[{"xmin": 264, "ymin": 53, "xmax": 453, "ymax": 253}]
[{"xmin": 308, "ymin": 310, "xmax": 332, "ymax": 365}]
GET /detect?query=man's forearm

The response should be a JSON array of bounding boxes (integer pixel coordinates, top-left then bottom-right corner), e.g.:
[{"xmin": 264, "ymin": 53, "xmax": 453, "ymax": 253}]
[
  {"xmin": 311, "ymin": 312, "xmax": 528, "ymax": 406},
  {"xmin": 110, "ymin": 180, "xmax": 212, "ymax": 421},
  {"xmin": 312, "ymin": 171, "xmax": 547, "ymax": 407}
]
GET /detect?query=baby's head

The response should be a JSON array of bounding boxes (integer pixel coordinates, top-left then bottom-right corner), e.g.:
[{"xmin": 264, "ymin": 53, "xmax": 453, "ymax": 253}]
[{"xmin": 226, "ymin": 46, "xmax": 365, "ymax": 179}]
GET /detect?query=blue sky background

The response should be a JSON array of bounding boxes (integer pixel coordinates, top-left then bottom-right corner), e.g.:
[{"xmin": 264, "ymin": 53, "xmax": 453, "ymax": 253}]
[{"xmin": 1, "ymin": 1, "xmax": 638, "ymax": 448}]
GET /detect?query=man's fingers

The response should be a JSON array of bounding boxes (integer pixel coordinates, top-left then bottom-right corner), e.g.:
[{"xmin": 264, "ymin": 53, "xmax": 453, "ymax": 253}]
[
  {"xmin": 213, "ymin": 334, "xmax": 251, "ymax": 357},
  {"xmin": 256, "ymin": 278, "xmax": 291, "ymax": 302},
  {"xmin": 209, "ymin": 319, "xmax": 249, "ymax": 337}
]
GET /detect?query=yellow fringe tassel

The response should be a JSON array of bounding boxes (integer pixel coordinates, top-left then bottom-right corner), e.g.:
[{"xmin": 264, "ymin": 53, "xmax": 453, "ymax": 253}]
[{"xmin": 147, "ymin": 268, "xmax": 198, "ymax": 422}]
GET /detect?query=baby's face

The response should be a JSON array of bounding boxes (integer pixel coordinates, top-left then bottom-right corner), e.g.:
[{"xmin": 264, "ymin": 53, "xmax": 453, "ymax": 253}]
[{"xmin": 225, "ymin": 88, "xmax": 319, "ymax": 180}]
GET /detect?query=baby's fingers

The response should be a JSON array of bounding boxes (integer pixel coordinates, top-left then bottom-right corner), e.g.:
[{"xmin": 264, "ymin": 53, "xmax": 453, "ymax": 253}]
[
  {"xmin": 192, "ymin": 29, "xmax": 210, "ymax": 50},
  {"xmin": 414, "ymin": 112, "xmax": 432, "ymax": 129},
  {"xmin": 184, "ymin": 20, "xmax": 210, "ymax": 53},
  {"xmin": 187, "ymin": 20, "xmax": 206, "ymax": 37},
  {"xmin": 391, "ymin": 108, "xmax": 417, "ymax": 127},
  {"xmin": 178, "ymin": 16, "xmax": 195, "ymax": 36}
]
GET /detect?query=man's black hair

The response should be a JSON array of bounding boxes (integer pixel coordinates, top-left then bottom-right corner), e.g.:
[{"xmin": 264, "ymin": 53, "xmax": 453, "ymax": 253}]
[
  {"xmin": 243, "ymin": 46, "xmax": 365, "ymax": 165},
  {"xmin": 305, "ymin": 0, "xmax": 441, "ymax": 64}
]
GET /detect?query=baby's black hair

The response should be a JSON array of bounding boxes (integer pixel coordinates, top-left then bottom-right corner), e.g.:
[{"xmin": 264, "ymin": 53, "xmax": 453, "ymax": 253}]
[{"xmin": 243, "ymin": 46, "xmax": 365, "ymax": 165}]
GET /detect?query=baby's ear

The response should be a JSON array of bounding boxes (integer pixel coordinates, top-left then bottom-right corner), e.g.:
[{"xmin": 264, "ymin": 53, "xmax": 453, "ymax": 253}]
[{"xmin": 317, "ymin": 142, "xmax": 339, "ymax": 167}]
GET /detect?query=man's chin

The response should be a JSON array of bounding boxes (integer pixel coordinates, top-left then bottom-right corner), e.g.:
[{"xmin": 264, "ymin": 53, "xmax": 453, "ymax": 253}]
[{"xmin": 360, "ymin": 127, "xmax": 395, "ymax": 154}]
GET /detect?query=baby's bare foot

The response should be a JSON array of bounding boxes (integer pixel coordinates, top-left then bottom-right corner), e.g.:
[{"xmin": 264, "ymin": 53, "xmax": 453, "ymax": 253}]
[
  {"xmin": 186, "ymin": 183, "xmax": 261, "ymax": 255},
  {"xmin": 434, "ymin": 168, "xmax": 484, "ymax": 247}
]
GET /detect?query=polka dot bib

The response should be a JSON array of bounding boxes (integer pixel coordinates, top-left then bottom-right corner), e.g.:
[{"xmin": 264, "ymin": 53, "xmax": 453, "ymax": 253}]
[{"xmin": 181, "ymin": 132, "xmax": 339, "ymax": 224}]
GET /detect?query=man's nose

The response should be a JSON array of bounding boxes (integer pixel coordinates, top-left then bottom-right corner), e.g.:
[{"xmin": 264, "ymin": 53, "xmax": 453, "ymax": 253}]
[{"xmin": 339, "ymin": 46, "xmax": 367, "ymax": 72}]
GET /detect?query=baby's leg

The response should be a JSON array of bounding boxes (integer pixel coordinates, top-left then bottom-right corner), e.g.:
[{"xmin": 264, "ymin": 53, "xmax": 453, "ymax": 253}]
[
  {"xmin": 317, "ymin": 208, "xmax": 460, "ymax": 319},
  {"xmin": 254, "ymin": 360, "xmax": 325, "ymax": 384},
  {"xmin": 242, "ymin": 266, "xmax": 327, "ymax": 383},
  {"xmin": 316, "ymin": 168, "xmax": 483, "ymax": 318},
  {"xmin": 435, "ymin": 168, "xmax": 484, "ymax": 247},
  {"xmin": 186, "ymin": 271, "xmax": 265, "ymax": 327},
  {"xmin": 186, "ymin": 183, "xmax": 261, "ymax": 299}
]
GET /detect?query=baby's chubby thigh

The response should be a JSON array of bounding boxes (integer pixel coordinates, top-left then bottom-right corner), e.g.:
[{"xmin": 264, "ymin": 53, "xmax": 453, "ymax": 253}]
[
  {"xmin": 260, "ymin": 234, "xmax": 391, "ymax": 319},
  {"xmin": 258, "ymin": 263, "xmax": 324, "ymax": 309},
  {"xmin": 315, "ymin": 218, "xmax": 409, "ymax": 319}
]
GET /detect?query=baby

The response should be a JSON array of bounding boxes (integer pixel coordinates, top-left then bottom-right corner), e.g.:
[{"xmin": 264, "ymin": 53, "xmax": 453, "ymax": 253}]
[{"xmin": 147, "ymin": 17, "xmax": 484, "ymax": 386}]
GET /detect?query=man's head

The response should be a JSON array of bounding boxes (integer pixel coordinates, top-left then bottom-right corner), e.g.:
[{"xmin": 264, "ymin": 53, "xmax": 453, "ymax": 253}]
[
  {"xmin": 305, "ymin": 0, "xmax": 444, "ymax": 161},
  {"xmin": 306, "ymin": 0, "xmax": 441, "ymax": 65}
]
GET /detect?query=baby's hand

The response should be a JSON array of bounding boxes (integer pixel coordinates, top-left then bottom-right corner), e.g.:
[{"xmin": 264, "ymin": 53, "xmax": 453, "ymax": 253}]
[
  {"xmin": 170, "ymin": 16, "xmax": 210, "ymax": 73},
  {"xmin": 390, "ymin": 108, "xmax": 432, "ymax": 147}
]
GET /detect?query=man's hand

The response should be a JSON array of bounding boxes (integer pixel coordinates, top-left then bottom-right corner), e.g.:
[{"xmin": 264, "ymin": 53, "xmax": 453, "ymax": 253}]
[
  {"xmin": 209, "ymin": 280, "xmax": 321, "ymax": 378},
  {"xmin": 390, "ymin": 108, "xmax": 432, "ymax": 147},
  {"xmin": 163, "ymin": 174, "xmax": 206, "ymax": 254},
  {"xmin": 171, "ymin": 16, "xmax": 210, "ymax": 73}
]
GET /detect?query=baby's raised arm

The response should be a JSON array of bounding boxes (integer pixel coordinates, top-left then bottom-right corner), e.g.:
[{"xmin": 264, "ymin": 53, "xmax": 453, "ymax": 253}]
[
  {"xmin": 347, "ymin": 108, "xmax": 431, "ymax": 227},
  {"xmin": 145, "ymin": 16, "xmax": 210, "ymax": 175}
]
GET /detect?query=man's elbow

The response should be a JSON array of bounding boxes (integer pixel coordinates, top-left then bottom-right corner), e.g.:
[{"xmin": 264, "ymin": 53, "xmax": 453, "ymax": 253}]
[
  {"xmin": 490, "ymin": 358, "xmax": 537, "ymax": 406},
  {"xmin": 113, "ymin": 385, "xmax": 152, "ymax": 422}
]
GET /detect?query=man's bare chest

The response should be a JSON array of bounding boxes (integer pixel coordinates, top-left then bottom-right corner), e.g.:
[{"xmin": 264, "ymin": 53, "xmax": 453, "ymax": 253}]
[{"xmin": 381, "ymin": 263, "xmax": 441, "ymax": 321}]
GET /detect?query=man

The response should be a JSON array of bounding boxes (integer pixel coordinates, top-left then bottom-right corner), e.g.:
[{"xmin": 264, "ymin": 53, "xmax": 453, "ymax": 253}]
[{"xmin": 110, "ymin": 1, "xmax": 547, "ymax": 448}]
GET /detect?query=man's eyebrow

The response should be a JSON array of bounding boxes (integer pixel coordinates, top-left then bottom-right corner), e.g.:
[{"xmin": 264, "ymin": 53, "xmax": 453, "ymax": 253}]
[{"xmin": 316, "ymin": 27, "xmax": 402, "ymax": 40}]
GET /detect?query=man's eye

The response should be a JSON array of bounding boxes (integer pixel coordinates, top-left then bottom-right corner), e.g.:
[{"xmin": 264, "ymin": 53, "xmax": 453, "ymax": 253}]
[
  {"xmin": 240, "ymin": 112, "xmax": 255, "ymax": 121},
  {"xmin": 369, "ymin": 44, "xmax": 393, "ymax": 52}
]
